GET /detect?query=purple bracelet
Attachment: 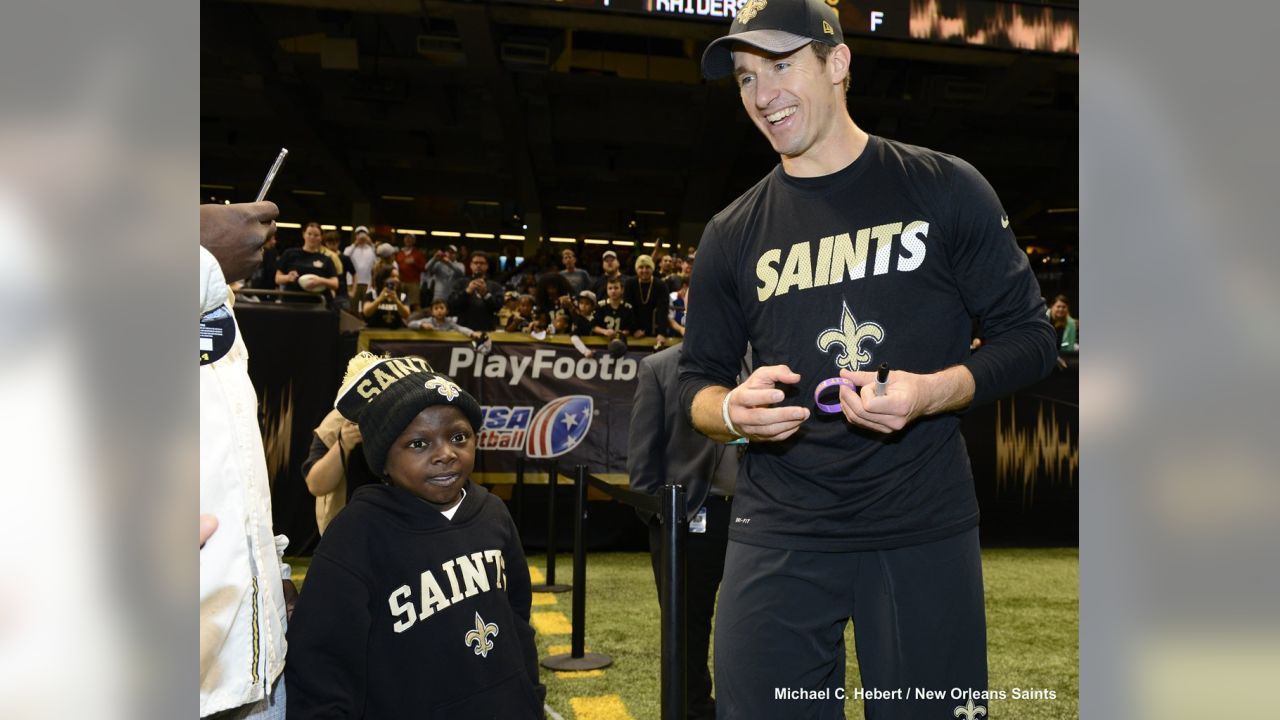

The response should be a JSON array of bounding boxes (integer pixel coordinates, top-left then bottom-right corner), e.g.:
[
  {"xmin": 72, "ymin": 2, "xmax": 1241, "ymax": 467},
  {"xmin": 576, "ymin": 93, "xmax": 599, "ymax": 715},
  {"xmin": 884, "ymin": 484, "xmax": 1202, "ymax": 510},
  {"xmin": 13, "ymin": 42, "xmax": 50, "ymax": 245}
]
[{"xmin": 814, "ymin": 377, "xmax": 858, "ymax": 413}]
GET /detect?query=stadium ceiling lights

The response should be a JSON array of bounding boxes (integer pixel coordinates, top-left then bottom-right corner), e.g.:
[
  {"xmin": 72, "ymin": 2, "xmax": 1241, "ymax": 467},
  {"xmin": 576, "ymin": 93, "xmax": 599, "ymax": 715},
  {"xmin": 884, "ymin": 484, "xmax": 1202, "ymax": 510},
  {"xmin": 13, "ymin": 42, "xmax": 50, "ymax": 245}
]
[{"xmin": 431, "ymin": 230, "xmax": 462, "ymax": 237}]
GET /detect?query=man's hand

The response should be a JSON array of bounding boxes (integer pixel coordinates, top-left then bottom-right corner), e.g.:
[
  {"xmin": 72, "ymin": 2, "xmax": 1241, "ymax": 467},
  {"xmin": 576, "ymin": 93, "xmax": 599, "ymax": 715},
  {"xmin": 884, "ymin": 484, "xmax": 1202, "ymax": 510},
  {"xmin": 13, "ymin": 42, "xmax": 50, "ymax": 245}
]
[
  {"xmin": 200, "ymin": 201, "xmax": 278, "ymax": 282},
  {"xmin": 725, "ymin": 365, "xmax": 810, "ymax": 442},
  {"xmin": 836, "ymin": 365, "xmax": 975, "ymax": 434}
]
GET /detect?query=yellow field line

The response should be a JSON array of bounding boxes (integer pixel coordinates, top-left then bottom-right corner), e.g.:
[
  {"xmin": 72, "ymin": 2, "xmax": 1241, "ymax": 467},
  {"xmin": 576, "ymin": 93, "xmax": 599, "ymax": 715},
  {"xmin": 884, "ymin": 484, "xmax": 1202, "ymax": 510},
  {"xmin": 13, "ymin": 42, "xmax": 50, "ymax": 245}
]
[
  {"xmin": 570, "ymin": 694, "xmax": 634, "ymax": 720},
  {"xmin": 531, "ymin": 611, "xmax": 573, "ymax": 635}
]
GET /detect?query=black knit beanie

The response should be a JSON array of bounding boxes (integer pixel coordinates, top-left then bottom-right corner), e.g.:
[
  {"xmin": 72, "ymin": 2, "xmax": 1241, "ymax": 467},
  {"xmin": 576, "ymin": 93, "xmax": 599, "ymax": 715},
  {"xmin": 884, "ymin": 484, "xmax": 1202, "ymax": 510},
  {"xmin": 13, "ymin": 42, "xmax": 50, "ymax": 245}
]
[{"xmin": 334, "ymin": 353, "xmax": 484, "ymax": 476}]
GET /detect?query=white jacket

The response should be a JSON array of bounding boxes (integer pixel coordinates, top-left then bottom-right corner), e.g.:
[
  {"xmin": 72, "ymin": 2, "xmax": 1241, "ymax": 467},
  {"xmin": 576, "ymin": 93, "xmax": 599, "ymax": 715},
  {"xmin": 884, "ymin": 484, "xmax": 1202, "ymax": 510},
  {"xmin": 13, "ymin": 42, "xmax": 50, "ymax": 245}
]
[{"xmin": 199, "ymin": 247, "xmax": 288, "ymax": 716}]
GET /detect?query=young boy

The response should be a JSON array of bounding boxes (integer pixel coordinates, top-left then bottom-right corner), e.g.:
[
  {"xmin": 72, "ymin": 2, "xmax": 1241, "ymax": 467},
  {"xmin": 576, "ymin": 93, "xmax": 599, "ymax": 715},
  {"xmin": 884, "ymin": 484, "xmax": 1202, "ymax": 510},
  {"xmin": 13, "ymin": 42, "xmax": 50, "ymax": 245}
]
[
  {"xmin": 505, "ymin": 294, "xmax": 536, "ymax": 333},
  {"xmin": 497, "ymin": 290, "xmax": 520, "ymax": 330},
  {"xmin": 569, "ymin": 290, "xmax": 600, "ymax": 337},
  {"xmin": 286, "ymin": 355, "xmax": 545, "ymax": 718},
  {"xmin": 409, "ymin": 299, "xmax": 486, "ymax": 343},
  {"xmin": 596, "ymin": 277, "xmax": 635, "ymax": 339}
]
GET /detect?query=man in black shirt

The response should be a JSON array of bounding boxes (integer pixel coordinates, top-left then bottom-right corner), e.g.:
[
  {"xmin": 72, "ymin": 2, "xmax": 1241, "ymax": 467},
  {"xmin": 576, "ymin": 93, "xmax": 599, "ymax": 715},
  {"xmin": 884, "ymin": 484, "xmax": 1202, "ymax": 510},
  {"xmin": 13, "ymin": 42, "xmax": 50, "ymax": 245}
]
[
  {"xmin": 677, "ymin": 1, "xmax": 1058, "ymax": 717},
  {"xmin": 448, "ymin": 251, "xmax": 503, "ymax": 331}
]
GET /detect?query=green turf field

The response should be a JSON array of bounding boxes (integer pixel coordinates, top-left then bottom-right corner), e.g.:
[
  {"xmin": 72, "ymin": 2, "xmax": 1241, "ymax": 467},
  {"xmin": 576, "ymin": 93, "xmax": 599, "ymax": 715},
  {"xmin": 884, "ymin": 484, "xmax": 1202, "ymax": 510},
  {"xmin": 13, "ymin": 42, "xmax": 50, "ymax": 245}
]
[{"xmin": 289, "ymin": 547, "xmax": 1077, "ymax": 719}]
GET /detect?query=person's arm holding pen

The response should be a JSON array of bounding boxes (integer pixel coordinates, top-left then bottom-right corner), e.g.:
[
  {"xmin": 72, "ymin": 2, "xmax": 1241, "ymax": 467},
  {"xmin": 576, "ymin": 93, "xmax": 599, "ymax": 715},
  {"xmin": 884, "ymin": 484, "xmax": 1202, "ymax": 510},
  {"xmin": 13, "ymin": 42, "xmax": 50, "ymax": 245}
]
[{"xmin": 836, "ymin": 364, "xmax": 975, "ymax": 434}]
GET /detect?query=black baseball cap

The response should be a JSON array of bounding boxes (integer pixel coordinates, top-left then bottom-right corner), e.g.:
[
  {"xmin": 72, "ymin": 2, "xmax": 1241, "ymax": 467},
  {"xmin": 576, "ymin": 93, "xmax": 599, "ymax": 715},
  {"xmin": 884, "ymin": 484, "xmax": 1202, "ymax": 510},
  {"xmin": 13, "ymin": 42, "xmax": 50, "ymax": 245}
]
[{"xmin": 701, "ymin": 0, "xmax": 843, "ymax": 80}]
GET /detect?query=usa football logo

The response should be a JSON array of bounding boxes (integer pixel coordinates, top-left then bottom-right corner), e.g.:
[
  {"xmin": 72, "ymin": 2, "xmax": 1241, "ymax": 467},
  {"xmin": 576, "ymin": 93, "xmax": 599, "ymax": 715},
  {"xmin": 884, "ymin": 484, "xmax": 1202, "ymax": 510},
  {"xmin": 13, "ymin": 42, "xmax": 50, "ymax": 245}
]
[{"xmin": 525, "ymin": 395, "xmax": 593, "ymax": 458}]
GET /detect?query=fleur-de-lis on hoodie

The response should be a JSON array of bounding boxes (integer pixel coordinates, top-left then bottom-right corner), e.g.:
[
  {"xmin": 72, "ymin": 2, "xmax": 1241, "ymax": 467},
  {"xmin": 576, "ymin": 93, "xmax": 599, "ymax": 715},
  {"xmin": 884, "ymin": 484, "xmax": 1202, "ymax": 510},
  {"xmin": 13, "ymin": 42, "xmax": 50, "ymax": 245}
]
[
  {"xmin": 464, "ymin": 612, "xmax": 499, "ymax": 658},
  {"xmin": 817, "ymin": 301, "xmax": 884, "ymax": 371}
]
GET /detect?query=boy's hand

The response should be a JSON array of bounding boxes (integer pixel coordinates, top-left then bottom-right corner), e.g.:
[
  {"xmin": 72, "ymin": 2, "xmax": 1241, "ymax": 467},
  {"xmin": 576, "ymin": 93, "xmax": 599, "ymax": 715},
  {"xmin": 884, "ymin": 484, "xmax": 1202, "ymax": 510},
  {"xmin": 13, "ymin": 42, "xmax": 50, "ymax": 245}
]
[{"xmin": 282, "ymin": 579, "xmax": 299, "ymax": 621}]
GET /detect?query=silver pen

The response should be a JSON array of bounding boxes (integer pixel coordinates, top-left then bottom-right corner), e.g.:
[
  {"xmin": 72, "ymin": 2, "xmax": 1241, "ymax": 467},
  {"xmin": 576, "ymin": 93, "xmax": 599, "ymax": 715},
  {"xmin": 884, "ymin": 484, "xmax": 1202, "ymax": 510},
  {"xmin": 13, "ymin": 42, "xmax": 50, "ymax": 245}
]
[{"xmin": 254, "ymin": 148, "xmax": 289, "ymax": 202}]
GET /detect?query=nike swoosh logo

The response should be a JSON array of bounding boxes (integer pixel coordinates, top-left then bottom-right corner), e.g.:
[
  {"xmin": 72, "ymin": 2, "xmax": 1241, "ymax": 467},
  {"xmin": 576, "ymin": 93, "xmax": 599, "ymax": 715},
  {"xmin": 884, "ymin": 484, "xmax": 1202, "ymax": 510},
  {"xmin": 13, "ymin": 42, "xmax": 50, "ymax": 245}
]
[{"xmin": 1000, "ymin": 215, "xmax": 1010, "ymax": 228}]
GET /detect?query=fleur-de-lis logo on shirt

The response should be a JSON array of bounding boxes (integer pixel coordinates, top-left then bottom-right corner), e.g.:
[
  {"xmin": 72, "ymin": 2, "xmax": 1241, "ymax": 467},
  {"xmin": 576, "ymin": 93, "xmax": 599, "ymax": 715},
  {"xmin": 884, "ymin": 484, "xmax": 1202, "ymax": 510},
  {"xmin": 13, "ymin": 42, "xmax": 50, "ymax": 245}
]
[
  {"xmin": 464, "ymin": 612, "xmax": 499, "ymax": 658},
  {"xmin": 953, "ymin": 699, "xmax": 987, "ymax": 719},
  {"xmin": 424, "ymin": 376, "xmax": 461, "ymax": 401},
  {"xmin": 737, "ymin": 0, "xmax": 767, "ymax": 25},
  {"xmin": 816, "ymin": 301, "xmax": 884, "ymax": 371}
]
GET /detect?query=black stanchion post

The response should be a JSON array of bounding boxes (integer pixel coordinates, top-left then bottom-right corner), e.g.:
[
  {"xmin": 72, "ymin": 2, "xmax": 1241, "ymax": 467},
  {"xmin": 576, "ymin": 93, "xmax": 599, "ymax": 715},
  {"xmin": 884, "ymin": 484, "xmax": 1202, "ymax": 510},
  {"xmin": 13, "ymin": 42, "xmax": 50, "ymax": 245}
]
[
  {"xmin": 532, "ymin": 461, "xmax": 570, "ymax": 593},
  {"xmin": 541, "ymin": 465, "xmax": 612, "ymax": 671},
  {"xmin": 660, "ymin": 483, "xmax": 687, "ymax": 720}
]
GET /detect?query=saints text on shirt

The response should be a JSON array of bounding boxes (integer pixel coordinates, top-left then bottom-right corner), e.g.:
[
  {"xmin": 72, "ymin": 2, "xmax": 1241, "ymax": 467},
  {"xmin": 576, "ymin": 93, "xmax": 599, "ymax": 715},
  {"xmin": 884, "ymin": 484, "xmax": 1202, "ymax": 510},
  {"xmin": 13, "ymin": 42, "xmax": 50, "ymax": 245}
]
[
  {"xmin": 755, "ymin": 220, "xmax": 929, "ymax": 302},
  {"xmin": 387, "ymin": 549, "xmax": 507, "ymax": 633}
]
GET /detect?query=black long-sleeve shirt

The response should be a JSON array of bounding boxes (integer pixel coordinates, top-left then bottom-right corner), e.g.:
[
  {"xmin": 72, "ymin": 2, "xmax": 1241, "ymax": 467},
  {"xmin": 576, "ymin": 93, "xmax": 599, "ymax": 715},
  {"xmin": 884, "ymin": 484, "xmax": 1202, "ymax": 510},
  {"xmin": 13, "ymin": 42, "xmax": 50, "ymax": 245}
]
[{"xmin": 678, "ymin": 135, "xmax": 1057, "ymax": 551}]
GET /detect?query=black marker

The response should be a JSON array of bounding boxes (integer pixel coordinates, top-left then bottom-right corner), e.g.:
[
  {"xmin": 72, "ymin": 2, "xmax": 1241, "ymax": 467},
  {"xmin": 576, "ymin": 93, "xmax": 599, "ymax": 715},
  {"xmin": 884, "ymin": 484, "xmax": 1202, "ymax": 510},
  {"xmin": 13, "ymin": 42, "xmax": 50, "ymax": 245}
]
[{"xmin": 874, "ymin": 363, "xmax": 889, "ymax": 397}]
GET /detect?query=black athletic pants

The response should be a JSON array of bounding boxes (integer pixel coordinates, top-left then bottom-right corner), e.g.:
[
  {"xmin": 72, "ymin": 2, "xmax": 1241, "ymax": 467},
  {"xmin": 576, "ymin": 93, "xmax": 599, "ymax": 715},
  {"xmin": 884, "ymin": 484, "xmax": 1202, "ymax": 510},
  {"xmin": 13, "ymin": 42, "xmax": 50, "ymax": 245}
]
[
  {"xmin": 713, "ymin": 527, "xmax": 986, "ymax": 719},
  {"xmin": 648, "ymin": 495, "xmax": 732, "ymax": 720}
]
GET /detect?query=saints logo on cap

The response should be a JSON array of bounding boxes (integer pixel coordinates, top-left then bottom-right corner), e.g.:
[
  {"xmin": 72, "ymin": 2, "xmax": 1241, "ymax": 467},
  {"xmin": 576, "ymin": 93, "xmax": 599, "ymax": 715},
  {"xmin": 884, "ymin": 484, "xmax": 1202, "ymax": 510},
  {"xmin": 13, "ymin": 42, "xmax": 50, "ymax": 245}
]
[
  {"xmin": 425, "ymin": 376, "xmax": 461, "ymax": 401},
  {"xmin": 823, "ymin": 19, "xmax": 834, "ymax": 35},
  {"xmin": 737, "ymin": 0, "xmax": 767, "ymax": 25}
]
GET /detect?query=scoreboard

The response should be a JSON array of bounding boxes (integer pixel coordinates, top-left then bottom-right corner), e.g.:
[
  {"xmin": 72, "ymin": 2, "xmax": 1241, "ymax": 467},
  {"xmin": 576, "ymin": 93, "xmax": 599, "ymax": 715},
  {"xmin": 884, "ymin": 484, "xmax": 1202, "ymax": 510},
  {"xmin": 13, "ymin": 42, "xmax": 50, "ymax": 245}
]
[{"xmin": 501, "ymin": 0, "xmax": 1078, "ymax": 56}]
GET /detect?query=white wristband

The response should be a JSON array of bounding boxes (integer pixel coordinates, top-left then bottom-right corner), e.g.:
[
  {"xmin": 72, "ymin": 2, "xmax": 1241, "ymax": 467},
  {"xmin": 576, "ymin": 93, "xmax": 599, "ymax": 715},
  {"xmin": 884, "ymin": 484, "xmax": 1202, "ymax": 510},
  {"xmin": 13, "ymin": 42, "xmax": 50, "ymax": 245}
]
[{"xmin": 722, "ymin": 389, "xmax": 744, "ymax": 439}]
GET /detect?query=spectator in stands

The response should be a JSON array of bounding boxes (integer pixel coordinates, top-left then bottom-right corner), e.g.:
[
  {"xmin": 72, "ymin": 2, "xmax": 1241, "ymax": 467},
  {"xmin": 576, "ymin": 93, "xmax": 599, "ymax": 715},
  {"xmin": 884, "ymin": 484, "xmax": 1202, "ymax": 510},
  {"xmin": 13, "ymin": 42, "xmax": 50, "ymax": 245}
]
[
  {"xmin": 505, "ymin": 294, "xmax": 537, "ymax": 333},
  {"xmin": 668, "ymin": 281, "xmax": 689, "ymax": 337},
  {"xmin": 534, "ymin": 272, "xmax": 572, "ymax": 325},
  {"xmin": 448, "ymin": 250, "xmax": 503, "ymax": 332},
  {"xmin": 301, "ymin": 225, "xmax": 346, "ymax": 311},
  {"xmin": 570, "ymin": 290, "xmax": 602, "ymax": 337},
  {"xmin": 497, "ymin": 290, "xmax": 520, "ymax": 330},
  {"xmin": 395, "ymin": 234, "xmax": 427, "ymax": 310},
  {"xmin": 371, "ymin": 243, "xmax": 398, "ymax": 299},
  {"xmin": 625, "ymin": 254, "xmax": 669, "ymax": 342},
  {"xmin": 322, "ymin": 230, "xmax": 354, "ymax": 309},
  {"xmin": 408, "ymin": 299, "xmax": 486, "ymax": 344},
  {"xmin": 424, "ymin": 243, "xmax": 466, "ymax": 304},
  {"xmin": 1048, "ymin": 294, "xmax": 1078, "ymax": 368},
  {"xmin": 276, "ymin": 224, "xmax": 339, "ymax": 301},
  {"xmin": 589, "ymin": 249, "xmax": 624, "ymax": 299},
  {"xmin": 596, "ymin": 277, "xmax": 635, "ymax": 338},
  {"xmin": 666, "ymin": 254, "xmax": 690, "ymax": 293},
  {"xmin": 246, "ymin": 228, "xmax": 279, "ymax": 291},
  {"xmin": 497, "ymin": 243, "xmax": 522, "ymax": 280},
  {"xmin": 286, "ymin": 358, "xmax": 545, "ymax": 718},
  {"xmin": 343, "ymin": 226, "xmax": 377, "ymax": 301},
  {"xmin": 559, "ymin": 247, "xmax": 591, "ymax": 294},
  {"xmin": 657, "ymin": 253, "xmax": 676, "ymax": 281},
  {"xmin": 360, "ymin": 265, "xmax": 410, "ymax": 329}
]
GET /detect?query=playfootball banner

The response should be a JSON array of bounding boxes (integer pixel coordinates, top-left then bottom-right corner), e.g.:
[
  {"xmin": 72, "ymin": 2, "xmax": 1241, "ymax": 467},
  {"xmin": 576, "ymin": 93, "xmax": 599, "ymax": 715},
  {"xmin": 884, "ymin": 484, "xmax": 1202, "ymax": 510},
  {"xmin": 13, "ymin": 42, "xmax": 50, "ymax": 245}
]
[{"xmin": 365, "ymin": 335, "xmax": 644, "ymax": 482}]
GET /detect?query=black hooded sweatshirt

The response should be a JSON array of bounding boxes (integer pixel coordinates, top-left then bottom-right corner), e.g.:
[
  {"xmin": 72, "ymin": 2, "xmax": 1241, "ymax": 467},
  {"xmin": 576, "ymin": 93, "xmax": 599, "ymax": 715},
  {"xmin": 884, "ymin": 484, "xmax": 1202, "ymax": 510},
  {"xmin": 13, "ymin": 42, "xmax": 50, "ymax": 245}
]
[{"xmin": 286, "ymin": 481, "xmax": 545, "ymax": 719}]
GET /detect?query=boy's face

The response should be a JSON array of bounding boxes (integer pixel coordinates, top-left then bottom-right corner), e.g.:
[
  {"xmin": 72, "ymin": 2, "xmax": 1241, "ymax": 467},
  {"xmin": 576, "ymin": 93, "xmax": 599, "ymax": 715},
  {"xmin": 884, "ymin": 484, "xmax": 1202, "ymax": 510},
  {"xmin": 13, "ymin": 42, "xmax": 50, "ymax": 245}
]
[
  {"xmin": 607, "ymin": 282, "xmax": 622, "ymax": 301},
  {"xmin": 576, "ymin": 298, "xmax": 594, "ymax": 315},
  {"xmin": 553, "ymin": 315, "xmax": 570, "ymax": 333},
  {"xmin": 383, "ymin": 405, "xmax": 475, "ymax": 508},
  {"xmin": 517, "ymin": 297, "xmax": 534, "ymax": 315},
  {"xmin": 431, "ymin": 302, "xmax": 448, "ymax": 320}
]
